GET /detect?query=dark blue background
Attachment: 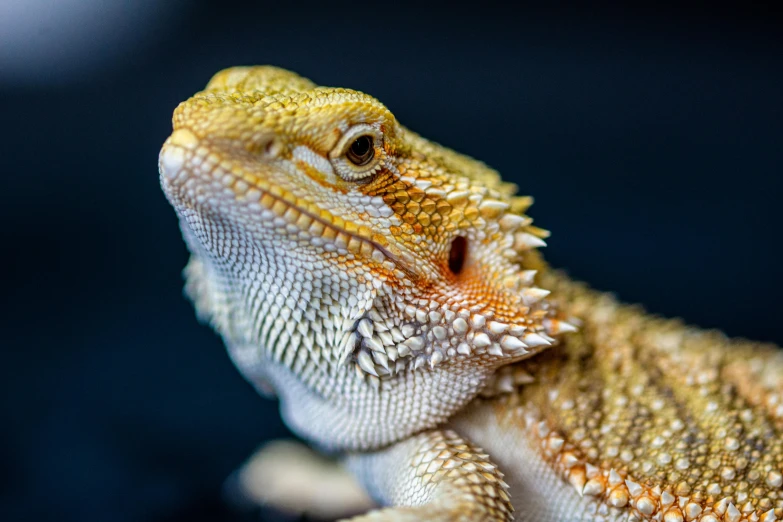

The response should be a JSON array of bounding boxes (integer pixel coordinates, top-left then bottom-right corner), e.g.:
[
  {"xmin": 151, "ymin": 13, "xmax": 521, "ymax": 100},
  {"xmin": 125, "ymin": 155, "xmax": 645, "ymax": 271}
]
[{"xmin": 2, "ymin": 3, "xmax": 781, "ymax": 521}]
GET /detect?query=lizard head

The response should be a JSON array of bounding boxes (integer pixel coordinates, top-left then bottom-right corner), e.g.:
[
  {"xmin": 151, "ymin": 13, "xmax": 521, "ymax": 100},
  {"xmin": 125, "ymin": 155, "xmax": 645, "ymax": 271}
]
[{"xmin": 159, "ymin": 66, "xmax": 576, "ymax": 449}]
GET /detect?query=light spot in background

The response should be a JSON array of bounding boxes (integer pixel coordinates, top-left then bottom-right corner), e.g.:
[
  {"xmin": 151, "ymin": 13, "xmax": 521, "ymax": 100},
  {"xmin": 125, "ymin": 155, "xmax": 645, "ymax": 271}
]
[{"xmin": 0, "ymin": 0, "xmax": 185, "ymax": 86}]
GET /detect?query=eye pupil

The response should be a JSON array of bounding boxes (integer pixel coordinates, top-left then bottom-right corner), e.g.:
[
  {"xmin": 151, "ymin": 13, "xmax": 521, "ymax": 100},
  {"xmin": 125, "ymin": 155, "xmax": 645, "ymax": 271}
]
[
  {"xmin": 347, "ymin": 135, "xmax": 375, "ymax": 166},
  {"xmin": 448, "ymin": 236, "xmax": 467, "ymax": 275}
]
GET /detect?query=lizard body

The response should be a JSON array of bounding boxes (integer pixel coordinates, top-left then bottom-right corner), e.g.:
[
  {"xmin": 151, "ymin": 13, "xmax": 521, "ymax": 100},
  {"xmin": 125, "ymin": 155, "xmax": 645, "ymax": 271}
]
[{"xmin": 159, "ymin": 66, "xmax": 782, "ymax": 521}]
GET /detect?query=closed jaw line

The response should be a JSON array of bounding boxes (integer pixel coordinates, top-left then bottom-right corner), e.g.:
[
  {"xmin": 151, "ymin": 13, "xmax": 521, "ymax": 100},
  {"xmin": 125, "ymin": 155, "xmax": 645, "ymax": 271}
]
[{"xmin": 160, "ymin": 128, "xmax": 398, "ymax": 266}]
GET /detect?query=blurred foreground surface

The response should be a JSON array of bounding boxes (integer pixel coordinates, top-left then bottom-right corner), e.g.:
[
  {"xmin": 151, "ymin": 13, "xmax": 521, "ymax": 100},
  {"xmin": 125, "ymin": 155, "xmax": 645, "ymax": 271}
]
[{"xmin": 1, "ymin": 2, "xmax": 781, "ymax": 521}]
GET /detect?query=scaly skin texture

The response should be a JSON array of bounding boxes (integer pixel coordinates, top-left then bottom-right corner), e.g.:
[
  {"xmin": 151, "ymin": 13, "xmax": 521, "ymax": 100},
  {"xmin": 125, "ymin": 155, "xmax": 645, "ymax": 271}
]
[{"xmin": 159, "ymin": 66, "xmax": 783, "ymax": 521}]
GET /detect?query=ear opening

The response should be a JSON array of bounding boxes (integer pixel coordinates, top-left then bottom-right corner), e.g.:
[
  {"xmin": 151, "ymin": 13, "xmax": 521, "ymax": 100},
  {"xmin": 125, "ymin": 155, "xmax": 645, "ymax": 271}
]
[{"xmin": 448, "ymin": 236, "xmax": 468, "ymax": 276}]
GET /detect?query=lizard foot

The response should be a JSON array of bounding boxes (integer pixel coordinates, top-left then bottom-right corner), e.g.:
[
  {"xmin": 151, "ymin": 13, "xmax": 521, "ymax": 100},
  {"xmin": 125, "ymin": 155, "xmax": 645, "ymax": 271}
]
[{"xmin": 230, "ymin": 439, "xmax": 376, "ymax": 520}]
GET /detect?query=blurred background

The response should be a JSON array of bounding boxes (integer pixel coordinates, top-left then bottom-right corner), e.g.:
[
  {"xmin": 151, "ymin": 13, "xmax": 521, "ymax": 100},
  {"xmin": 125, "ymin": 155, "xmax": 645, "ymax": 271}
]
[{"xmin": 1, "ymin": 1, "xmax": 781, "ymax": 521}]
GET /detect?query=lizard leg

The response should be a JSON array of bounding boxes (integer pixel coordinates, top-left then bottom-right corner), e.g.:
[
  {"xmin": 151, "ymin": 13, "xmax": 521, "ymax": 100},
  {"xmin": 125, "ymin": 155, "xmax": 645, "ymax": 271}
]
[
  {"xmin": 231, "ymin": 439, "xmax": 375, "ymax": 519},
  {"xmin": 343, "ymin": 429, "xmax": 513, "ymax": 522}
]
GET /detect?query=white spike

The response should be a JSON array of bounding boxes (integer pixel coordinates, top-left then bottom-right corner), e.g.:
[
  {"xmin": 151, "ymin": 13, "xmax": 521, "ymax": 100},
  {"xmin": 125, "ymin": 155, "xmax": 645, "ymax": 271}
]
[
  {"xmin": 582, "ymin": 479, "xmax": 603, "ymax": 497},
  {"xmin": 378, "ymin": 331, "xmax": 394, "ymax": 346},
  {"xmin": 625, "ymin": 479, "xmax": 642, "ymax": 497},
  {"xmin": 430, "ymin": 350, "xmax": 444, "ymax": 368},
  {"xmin": 508, "ymin": 325, "xmax": 527, "ymax": 336},
  {"xmin": 374, "ymin": 321, "xmax": 390, "ymax": 333},
  {"xmin": 470, "ymin": 314, "xmax": 486, "ymax": 329},
  {"xmin": 372, "ymin": 351, "xmax": 389, "ymax": 372},
  {"xmin": 515, "ymin": 232, "xmax": 547, "ymax": 249},
  {"xmin": 549, "ymin": 437, "xmax": 565, "ymax": 452},
  {"xmin": 479, "ymin": 200, "xmax": 509, "ymax": 216},
  {"xmin": 562, "ymin": 453, "xmax": 579, "ymax": 468},
  {"xmin": 500, "ymin": 335, "xmax": 528, "ymax": 352},
  {"xmin": 519, "ymin": 269, "xmax": 537, "ymax": 285},
  {"xmin": 363, "ymin": 335, "xmax": 385, "ymax": 352},
  {"xmin": 452, "ymin": 317, "xmax": 468, "ymax": 334},
  {"xmin": 390, "ymin": 327, "xmax": 405, "ymax": 343},
  {"xmin": 488, "ymin": 321, "xmax": 508, "ymax": 335},
  {"xmin": 473, "ymin": 332, "xmax": 491, "ymax": 348},
  {"xmin": 357, "ymin": 350, "xmax": 378, "ymax": 377},
  {"xmin": 558, "ymin": 321, "xmax": 578, "ymax": 333},
  {"xmin": 405, "ymin": 336, "xmax": 425, "ymax": 351},
  {"xmin": 338, "ymin": 332, "xmax": 358, "ymax": 364},
  {"xmin": 431, "ymin": 326, "xmax": 447, "ymax": 340},
  {"xmin": 684, "ymin": 503, "xmax": 701, "ymax": 520},
  {"xmin": 488, "ymin": 343, "xmax": 503, "ymax": 356},
  {"xmin": 726, "ymin": 503, "xmax": 740, "ymax": 522},
  {"xmin": 543, "ymin": 318, "xmax": 579, "ymax": 335},
  {"xmin": 498, "ymin": 213, "xmax": 531, "ymax": 231},
  {"xmin": 523, "ymin": 332, "xmax": 551, "ymax": 348},
  {"xmin": 569, "ymin": 469, "xmax": 586, "ymax": 496},
  {"xmin": 521, "ymin": 287, "xmax": 550, "ymax": 305}
]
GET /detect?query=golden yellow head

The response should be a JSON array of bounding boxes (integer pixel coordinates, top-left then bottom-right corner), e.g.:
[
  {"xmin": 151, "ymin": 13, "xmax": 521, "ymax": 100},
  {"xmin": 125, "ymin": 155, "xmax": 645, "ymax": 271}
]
[{"xmin": 159, "ymin": 66, "xmax": 574, "ymax": 449}]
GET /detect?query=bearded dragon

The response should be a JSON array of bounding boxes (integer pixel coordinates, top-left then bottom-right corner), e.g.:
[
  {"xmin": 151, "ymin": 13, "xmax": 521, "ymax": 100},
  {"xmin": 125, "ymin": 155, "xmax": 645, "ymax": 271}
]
[{"xmin": 158, "ymin": 66, "xmax": 783, "ymax": 522}]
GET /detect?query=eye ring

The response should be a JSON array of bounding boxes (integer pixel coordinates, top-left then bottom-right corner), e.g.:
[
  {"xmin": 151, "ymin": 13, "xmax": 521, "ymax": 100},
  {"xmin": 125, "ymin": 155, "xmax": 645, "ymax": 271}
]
[{"xmin": 329, "ymin": 124, "xmax": 384, "ymax": 182}]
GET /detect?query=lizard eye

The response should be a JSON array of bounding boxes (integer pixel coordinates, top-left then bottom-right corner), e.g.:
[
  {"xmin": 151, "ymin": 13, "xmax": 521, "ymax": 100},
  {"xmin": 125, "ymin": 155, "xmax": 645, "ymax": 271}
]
[
  {"xmin": 330, "ymin": 124, "xmax": 384, "ymax": 182},
  {"xmin": 346, "ymin": 136, "xmax": 374, "ymax": 166}
]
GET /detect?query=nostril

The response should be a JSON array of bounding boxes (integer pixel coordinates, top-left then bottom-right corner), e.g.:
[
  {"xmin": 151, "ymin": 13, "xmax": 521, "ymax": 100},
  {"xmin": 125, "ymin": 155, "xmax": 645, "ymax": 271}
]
[
  {"xmin": 264, "ymin": 137, "xmax": 283, "ymax": 158},
  {"xmin": 247, "ymin": 135, "xmax": 282, "ymax": 158},
  {"xmin": 448, "ymin": 236, "xmax": 468, "ymax": 275}
]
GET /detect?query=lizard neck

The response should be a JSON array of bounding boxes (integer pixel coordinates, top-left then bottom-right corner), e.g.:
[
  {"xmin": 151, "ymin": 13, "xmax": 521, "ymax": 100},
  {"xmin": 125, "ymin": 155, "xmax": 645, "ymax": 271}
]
[{"xmin": 228, "ymin": 339, "xmax": 493, "ymax": 451}]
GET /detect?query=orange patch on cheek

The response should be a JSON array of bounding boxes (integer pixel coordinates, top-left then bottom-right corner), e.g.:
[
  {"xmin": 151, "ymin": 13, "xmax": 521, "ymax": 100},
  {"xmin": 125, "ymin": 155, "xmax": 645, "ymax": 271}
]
[{"xmin": 442, "ymin": 262, "xmax": 524, "ymax": 322}]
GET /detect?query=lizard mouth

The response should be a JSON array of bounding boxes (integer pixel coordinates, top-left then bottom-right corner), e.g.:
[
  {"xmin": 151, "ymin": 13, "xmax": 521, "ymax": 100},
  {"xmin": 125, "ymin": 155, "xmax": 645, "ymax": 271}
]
[{"xmin": 159, "ymin": 128, "xmax": 397, "ymax": 264}]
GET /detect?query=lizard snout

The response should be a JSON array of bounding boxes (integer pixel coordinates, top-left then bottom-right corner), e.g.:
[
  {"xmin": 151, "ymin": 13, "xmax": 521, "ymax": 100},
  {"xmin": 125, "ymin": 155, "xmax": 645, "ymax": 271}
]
[{"xmin": 159, "ymin": 128, "xmax": 200, "ymax": 182}]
